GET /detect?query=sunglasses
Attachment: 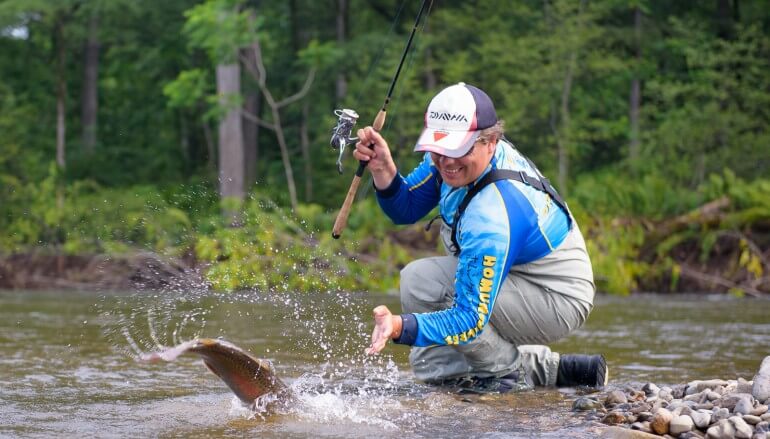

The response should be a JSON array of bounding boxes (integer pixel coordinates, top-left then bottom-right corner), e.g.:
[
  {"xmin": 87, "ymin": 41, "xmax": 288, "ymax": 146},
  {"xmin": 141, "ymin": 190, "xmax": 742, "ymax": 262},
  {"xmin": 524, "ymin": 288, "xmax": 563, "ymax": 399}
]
[{"xmin": 431, "ymin": 137, "xmax": 489, "ymax": 161}]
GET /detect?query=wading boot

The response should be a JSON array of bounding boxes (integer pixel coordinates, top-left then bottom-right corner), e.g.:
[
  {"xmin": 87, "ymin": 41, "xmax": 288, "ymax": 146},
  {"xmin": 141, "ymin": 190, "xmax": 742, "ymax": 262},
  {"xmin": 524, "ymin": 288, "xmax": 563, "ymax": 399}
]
[
  {"xmin": 448, "ymin": 366, "xmax": 533, "ymax": 395},
  {"xmin": 556, "ymin": 354, "xmax": 608, "ymax": 388}
]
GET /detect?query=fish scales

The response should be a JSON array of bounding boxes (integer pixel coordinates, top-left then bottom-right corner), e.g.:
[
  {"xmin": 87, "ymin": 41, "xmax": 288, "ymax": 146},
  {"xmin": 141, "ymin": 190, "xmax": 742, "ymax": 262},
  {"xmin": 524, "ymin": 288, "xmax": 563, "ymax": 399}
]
[{"xmin": 140, "ymin": 338, "xmax": 292, "ymax": 409}]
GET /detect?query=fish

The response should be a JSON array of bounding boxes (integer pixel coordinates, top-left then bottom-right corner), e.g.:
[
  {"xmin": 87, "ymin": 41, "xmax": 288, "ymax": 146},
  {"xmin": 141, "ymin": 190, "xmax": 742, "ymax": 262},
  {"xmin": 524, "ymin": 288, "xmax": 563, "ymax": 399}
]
[{"xmin": 140, "ymin": 338, "xmax": 292, "ymax": 409}]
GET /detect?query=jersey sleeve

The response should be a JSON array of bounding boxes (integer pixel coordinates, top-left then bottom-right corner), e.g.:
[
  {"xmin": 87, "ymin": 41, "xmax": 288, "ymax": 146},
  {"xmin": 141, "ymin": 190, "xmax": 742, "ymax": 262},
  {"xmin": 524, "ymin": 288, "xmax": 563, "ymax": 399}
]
[
  {"xmin": 375, "ymin": 153, "xmax": 441, "ymax": 225},
  {"xmin": 397, "ymin": 180, "xmax": 538, "ymax": 347}
]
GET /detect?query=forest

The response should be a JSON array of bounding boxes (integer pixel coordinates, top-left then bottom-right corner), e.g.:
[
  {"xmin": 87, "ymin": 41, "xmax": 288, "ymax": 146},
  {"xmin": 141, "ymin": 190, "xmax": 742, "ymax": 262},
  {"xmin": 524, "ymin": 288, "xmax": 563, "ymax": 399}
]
[{"xmin": 0, "ymin": 0, "xmax": 768, "ymax": 295}]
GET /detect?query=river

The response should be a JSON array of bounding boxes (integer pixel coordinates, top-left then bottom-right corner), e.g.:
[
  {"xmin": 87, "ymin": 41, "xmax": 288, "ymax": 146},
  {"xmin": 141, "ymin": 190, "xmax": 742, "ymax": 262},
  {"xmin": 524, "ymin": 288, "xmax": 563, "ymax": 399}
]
[{"xmin": 1, "ymin": 289, "xmax": 768, "ymax": 438}]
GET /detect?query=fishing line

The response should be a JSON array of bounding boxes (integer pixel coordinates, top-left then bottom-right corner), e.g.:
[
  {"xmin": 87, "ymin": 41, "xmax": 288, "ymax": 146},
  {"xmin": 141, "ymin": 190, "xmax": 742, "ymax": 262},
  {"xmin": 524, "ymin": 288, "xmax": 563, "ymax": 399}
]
[
  {"xmin": 360, "ymin": 0, "xmax": 434, "ymax": 197},
  {"xmin": 383, "ymin": 0, "xmax": 434, "ymax": 134},
  {"xmin": 351, "ymin": 0, "xmax": 408, "ymax": 107}
]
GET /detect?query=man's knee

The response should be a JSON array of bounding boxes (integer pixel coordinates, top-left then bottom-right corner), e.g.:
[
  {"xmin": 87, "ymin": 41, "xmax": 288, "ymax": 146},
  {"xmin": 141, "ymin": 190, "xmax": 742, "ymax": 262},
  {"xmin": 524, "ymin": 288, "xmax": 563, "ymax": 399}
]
[{"xmin": 400, "ymin": 257, "xmax": 455, "ymax": 312}]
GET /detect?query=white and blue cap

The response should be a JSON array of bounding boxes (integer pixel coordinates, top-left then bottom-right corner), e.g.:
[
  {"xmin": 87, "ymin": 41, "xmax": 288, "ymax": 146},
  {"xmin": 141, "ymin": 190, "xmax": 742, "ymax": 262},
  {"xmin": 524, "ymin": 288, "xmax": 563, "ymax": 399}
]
[{"xmin": 414, "ymin": 82, "xmax": 498, "ymax": 158}]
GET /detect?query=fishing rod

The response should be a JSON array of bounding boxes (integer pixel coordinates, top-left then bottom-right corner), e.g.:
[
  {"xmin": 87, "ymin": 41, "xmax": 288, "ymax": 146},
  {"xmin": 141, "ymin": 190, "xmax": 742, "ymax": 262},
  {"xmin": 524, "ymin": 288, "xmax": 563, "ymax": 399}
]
[{"xmin": 330, "ymin": 0, "xmax": 431, "ymax": 239}]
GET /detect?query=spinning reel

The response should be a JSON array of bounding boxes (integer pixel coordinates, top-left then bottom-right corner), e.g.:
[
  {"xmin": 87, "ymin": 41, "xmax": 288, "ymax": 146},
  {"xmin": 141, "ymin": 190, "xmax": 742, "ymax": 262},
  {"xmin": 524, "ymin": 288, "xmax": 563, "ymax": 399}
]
[{"xmin": 329, "ymin": 108, "xmax": 359, "ymax": 174}]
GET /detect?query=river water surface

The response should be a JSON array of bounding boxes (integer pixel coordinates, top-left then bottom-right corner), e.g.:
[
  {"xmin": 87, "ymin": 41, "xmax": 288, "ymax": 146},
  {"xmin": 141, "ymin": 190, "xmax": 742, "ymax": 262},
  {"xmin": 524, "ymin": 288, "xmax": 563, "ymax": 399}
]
[{"xmin": 1, "ymin": 289, "xmax": 768, "ymax": 438}]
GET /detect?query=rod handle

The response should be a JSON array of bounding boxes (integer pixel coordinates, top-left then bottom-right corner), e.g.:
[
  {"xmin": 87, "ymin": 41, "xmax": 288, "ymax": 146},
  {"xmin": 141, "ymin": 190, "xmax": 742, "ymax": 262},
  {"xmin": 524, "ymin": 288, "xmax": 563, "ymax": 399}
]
[
  {"xmin": 331, "ymin": 109, "xmax": 387, "ymax": 239},
  {"xmin": 332, "ymin": 175, "xmax": 362, "ymax": 239}
]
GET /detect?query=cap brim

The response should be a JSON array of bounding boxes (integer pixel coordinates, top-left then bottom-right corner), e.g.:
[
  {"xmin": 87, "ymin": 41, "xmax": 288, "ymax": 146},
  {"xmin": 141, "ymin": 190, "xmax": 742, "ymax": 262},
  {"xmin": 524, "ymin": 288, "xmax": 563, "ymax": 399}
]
[{"xmin": 414, "ymin": 129, "xmax": 481, "ymax": 158}]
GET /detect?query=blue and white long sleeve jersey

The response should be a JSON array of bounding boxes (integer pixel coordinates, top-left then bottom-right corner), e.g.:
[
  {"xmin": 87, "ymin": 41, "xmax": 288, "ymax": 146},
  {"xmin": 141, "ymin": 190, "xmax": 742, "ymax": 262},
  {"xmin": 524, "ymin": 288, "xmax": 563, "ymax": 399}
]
[{"xmin": 376, "ymin": 139, "xmax": 571, "ymax": 347}]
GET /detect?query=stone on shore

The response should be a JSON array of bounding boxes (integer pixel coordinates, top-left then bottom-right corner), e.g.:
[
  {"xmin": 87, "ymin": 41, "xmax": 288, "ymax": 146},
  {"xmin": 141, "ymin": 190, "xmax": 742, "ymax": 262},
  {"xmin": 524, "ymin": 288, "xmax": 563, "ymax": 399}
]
[
  {"xmin": 669, "ymin": 414, "xmax": 695, "ymax": 435},
  {"xmin": 572, "ymin": 358, "xmax": 770, "ymax": 438},
  {"xmin": 601, "ymin": 426, "xmax": 662, "ymax": 438},
  {"xmin": 753, "ymin": 356, "xmax": 770, "ymax": 403},
  {"xmin": 651, "ymin": 407, "xmax": 673, "ymax": 435}
]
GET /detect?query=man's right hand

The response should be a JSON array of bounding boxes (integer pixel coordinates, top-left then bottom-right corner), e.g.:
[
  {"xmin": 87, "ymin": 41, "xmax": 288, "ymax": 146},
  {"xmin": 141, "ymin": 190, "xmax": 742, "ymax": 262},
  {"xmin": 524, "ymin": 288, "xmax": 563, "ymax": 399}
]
[{"xmin": 353, "ymin": 126, "xmax": 397, "ymax": 190}]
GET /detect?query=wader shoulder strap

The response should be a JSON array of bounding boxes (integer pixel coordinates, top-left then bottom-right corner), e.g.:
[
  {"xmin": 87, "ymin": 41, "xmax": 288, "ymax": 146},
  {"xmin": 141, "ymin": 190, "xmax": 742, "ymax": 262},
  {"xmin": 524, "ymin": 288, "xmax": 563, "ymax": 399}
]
[{"xmin": 449, "ymin": 168, "xmax": 572, "ymax": 255}]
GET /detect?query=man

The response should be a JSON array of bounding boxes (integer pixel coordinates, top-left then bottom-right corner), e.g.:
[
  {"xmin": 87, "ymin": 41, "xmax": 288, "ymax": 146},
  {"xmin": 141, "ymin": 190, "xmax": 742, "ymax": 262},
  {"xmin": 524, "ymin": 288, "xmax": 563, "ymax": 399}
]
[{"xmin": 354, "ymin": 82, "xmax": 606, "ymax": 392}]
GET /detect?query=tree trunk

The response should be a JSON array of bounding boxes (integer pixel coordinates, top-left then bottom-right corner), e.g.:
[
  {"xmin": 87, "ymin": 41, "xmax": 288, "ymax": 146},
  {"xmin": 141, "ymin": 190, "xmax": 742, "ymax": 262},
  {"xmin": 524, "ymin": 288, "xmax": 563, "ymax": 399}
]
[
  {"xmin": 335, "ymin": 0, "xmax": 348, "ymax": 103},
  {"xmin": 202, "ymin": 118, "xmax": 216, "ymax": 172},
  {"xmin": 54, "ymin": 16, "xmax": 67, "ymax": 171},
  {"xmin": 81, "ymin": 12, "xmax": 99, "ymax": 153},
  {"xmin": 216, "ymin": 62, "xmax": 245, "ymax": 222},
  {"xmin": 241, "ymin": 37, "xmax": 314, "ymax": 212},
  {"xmin": 716, "ymin": 0, "xmax": 734, "ymax": 39},
  {"xmin": 241, "ymin": 47, "xmax": 260, "ymax": 189},
  {"xmin": 628, "ymin": 5, "xmax": 641, "ymax": 166},
  {"xmin": 300, "ymin": 102, "xmax": 312, "ymax": 201},
  {"xmin": 423, "ymin": 20, "xmax": 437, "ymax": 91},
  {"xmin": 243, "ymin": 92, "xmax": 259, "ymax": 188}
]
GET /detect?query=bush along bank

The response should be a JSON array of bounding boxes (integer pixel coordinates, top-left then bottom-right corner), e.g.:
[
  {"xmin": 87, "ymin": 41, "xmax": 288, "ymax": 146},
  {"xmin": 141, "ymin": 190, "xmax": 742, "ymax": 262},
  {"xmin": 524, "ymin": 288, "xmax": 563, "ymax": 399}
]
[
  {"xmin": 573, "ymin": 356, "xmax": 770, "ymax": 438},
  {"xmin": 572, "ymin": 171, "xmax": 770, "ymax": 296},
  {"xmin": 0, "ymin": 171, "xmax": 767, "ymax": 295}
]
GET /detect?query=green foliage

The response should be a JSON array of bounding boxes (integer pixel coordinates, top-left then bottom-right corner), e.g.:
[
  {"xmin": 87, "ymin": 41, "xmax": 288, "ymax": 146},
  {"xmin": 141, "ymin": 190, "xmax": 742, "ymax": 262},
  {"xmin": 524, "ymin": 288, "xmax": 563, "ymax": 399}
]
[
  {"xmin": 182, "ymin": 0, "xmax": 257, "ymax": 64},
  {"xmin": 163, "ymin": 69, "xmax": 211, "ymax": 109},
  {"xmin": 0, "ymin": 164, "xmax": 194, "ymax": 255},
  {"xmin": 191, "ymin": 193, "xmax": 404, "ymax": 293},
  {"xmin": 1, "ymin": 0, "xmax": 770, "ymax": 295},
  {"xmin": 570, "ymin": 202, "xmax": 647, "ymax": 295}
]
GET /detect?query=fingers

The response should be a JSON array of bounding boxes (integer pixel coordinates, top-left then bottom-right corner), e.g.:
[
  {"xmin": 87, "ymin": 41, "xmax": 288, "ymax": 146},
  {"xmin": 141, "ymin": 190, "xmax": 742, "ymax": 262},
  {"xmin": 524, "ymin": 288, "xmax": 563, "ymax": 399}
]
[
  {"xmin": 353, "ymin": 127, "xmax": 387, "ymax": 162},
  {"xmin": 365, "ymin": 305, "xmax": 393, "ymax": 355},
  {"xmin": 372, "ymin": 305, "xmax": 391, "ymax": 319}
]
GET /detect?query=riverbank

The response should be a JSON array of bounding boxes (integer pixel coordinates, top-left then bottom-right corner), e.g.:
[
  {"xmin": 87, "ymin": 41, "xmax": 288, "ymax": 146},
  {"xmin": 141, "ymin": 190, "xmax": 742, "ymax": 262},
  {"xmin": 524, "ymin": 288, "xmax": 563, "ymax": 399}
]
[
  {"xmin": 0, "ymin": 251, "xmax": 200, "ymax": 291},
  {"xmin": 0, "ymin": 222, "xmax": 768, "ymax": 296},
  {"xmin": 577, "ymin": 356, "xmax": 770, "ymax": 438}
]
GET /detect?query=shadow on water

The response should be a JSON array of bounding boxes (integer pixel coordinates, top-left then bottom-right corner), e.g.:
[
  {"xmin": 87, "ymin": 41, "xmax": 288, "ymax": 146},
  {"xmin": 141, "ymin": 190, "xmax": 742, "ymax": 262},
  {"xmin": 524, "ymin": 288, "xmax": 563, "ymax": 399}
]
[{"xmin": 0, "ymin": 288, "xmax": 768, "ymax": 438}]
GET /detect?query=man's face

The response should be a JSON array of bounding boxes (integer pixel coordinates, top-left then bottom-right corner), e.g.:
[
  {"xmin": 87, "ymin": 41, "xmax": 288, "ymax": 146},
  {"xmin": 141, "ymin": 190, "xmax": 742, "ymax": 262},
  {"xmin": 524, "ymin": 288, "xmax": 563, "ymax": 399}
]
[{"xmin": 431, "ymin": 138, "xmax": 496, "ymax": 187}]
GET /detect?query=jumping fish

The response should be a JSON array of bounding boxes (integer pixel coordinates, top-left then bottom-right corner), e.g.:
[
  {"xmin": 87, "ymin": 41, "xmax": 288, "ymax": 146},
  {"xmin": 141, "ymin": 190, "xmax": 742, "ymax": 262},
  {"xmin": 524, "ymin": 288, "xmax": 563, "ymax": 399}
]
[{"xmin": 140, "ymin": 338, "xmax": 292, "ymax": 409}]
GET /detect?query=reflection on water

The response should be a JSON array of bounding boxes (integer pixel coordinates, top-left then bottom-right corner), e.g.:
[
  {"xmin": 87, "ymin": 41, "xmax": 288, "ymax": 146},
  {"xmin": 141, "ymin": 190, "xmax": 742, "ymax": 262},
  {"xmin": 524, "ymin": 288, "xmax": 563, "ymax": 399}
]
[{"xmin": 0, "ymin": 289, "xmax": 768, "ymax": 438}]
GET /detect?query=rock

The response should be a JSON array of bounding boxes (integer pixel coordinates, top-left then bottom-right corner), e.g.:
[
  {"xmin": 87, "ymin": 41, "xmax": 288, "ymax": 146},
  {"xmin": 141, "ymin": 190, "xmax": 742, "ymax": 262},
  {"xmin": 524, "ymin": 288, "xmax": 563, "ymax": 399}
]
[
  {"xmin": 643, "ymin": 383, "xmax": 661, "ymax": 396},
  {"xmin": 651, "ymin": 399, "xmax": 667, "ymax": 412},
  {"xmin": 659, "ymin": 388, "xmax": 674, "ymax": 402},
  {"xmin": 762, "ymin": 413, "xmax": 770, "ymax": 422},
  {"xmin": 717, "ymin": 393, "xmax": 755, "ymax": 411},
  {"xmin": 670, "ymin": 414, "xmax": 695, "ymax": 435},
  {"xmin": 631, "ymin": 421, "xmax": 652, "ymax": 433},
  {"xmin": 687, "ymin": 379, "xmax": 729, "ymax": 395},
  {"xmin": 694, "ymin": 402, "xmax": 714, "ymax": 411},
  {"xmin": 707, "ymin": 390, "xmax": 723, "ymax": 401},
  {"xmin": 730, "ymin": 415, "xmax": 754, "ymax": 439},
  {"xmin": 680, "ymin": 431, "xmax": 706, "ymax": 439},
  {"xmin": 606, "ymin": 390, "xmax": 628, "ymax": 405},
  {"xmin": 690, "ymin": 409, "xmax": 712, "ymax": 429},
  {"xmin": 651, "ymin": 407, "xmax": 674, "ymax": 435},
  {"xmin": 707, "ymin": 419, "xmax": 736, "ymax": 439},
  {"xmin": 573, "ymin": 396, "xmax": 603, "ymax": 411},
  {"xmin": 755, "ymin": 421, "xmax": 769, "ymax": 433},
  {"xmin": 684, "ymin": 391, "xmax": 704, "ymax": 403},
  {"xmin": 736, "ymin": 398, "xmax": 756, "ymax": 415},
  {"xmin": 637, "ymin": 411, "xmax": 654, "ymax": 422},
  {"xmin": 668, "ymin": 401, "xmax": 685, "ymax": 413},
  {"xmin": 744, "ymin": 415, "xmax": 762, "ymax": 425},
  {"xmin": 713, "ymin": 407, "xmax": 732, "ymax": 424},
  {"xmin": 601, "ymin": 426, "xmax": 662, "ymax": 439},
  {"xmin": 629, "ymin": 390, "xmax": 647, "ymax": 402},
  {"xmin": 602, "ymin": 411, "xmax": 627, "ymax": 425},
  {"xmin": 631, "ymin": 402, "xmax": 652, "ymax": 414},
  {"xmin": 751, "ymin": 405, "xmax": 768, "ymax": 416},
  {"xmin": 737, "ymin": 377, "xmax": 754, "ymax": 394},
  {"xmin": 672, "ymin": 385, "xmax": 686, "ymax": 399},
  {"xmin": 754, "ymin": 357, "xmax": 770, "ymax": 403}
]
